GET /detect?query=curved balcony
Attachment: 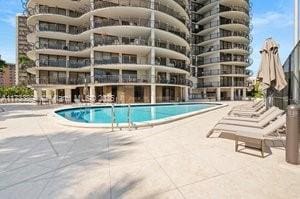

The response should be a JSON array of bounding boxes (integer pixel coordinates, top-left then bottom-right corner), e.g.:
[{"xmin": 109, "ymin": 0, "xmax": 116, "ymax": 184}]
[
  {"xmin": 31, "ymin": 75, "xmax": 192, "ymax": 87},
  {"xmin": 172, "ymin": 0, "xmax": 187, "ymax": 10},
  {"xmin": 28, "ymin": 17, "xmax": 188, "ymax": 46},
  {"xmin": 94, "ymin": 0, "xmax": 187, "ymax": 25},
  {"xmin": 198, "ymin": 69, "xmax": 252, "ymax": 77},
  {"xmin": 197, "ymin": 31, "xmax": 251, "ymax": 45},
  {"xmin": 199, "ymin": 56, "xmax": 252, "ymax": 67},
  {"xmin": 199, "ymin": 44, "xmax": 251, "ymax": 56},
  {"xmin": 195, "ymin": 19, "xmax": 250, "ymax": 36},
  {"xmin": 198, "ymin": 6, "xmax": 249, "ymax": 24},
  {"xmin": 31, "ymin": 42, "xmax": 91, "ymax": 52},
  {"xmin": 93, "ymin": 37, "xmax": 188, "ymax": 58},
  {"xmin": 156, "ymin": 78, "xmax": 193, "ymax": 87},
  {"xmin": 37, "ymin": 59, "xmax": 91, "ymax": 68},
  {"xmin": 196, "ymin": 81, "xmax": 246, "ymax": 88}
]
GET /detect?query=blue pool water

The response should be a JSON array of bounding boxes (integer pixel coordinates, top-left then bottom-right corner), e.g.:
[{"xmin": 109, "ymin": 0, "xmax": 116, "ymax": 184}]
[{"xmin": 56, "ymin": 103, "xmax": 218, "ymax": 124}]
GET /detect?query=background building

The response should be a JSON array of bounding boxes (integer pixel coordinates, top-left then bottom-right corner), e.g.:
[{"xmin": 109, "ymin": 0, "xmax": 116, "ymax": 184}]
[
  {"xmin": 190, "ymin": 0, "xmax": 251, "ymax": 101},
  {"xmin": 16, "ymin": 14, "xmax": 33, "ymax": 86},
  {"xmin": 0, "ymin": 63, "xmax": 16, "ymax": 86}
]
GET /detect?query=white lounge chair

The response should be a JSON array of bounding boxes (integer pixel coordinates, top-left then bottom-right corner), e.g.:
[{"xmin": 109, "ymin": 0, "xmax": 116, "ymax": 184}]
[{"xmin": 208, "ymin": 114, "xmax": 286, "ymax": 157}]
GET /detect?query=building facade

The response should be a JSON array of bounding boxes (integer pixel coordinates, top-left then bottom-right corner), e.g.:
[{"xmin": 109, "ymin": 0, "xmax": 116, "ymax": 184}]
[
  {"xmin": 25, "ymin": 0, "xmax": 191, "ymax": 103},
  {"xmin": 24, "ymin": 0, "xmax": 251, "ymax": 103},
  {"xmin": 0, "ymin": 63, "xmax": 16, "ymax": 86},
  {"xmin": 16, "ymin": 15, "xmax": 33, "ymax": 86},
  {"xmin": 190, "ymin": 0, "xmax": 251, "ymax": 101}
]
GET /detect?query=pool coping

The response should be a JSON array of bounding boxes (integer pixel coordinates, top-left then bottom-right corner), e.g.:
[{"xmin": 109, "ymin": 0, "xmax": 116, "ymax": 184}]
[{"xmin": 51, "ymin": 102, "xmax": 228, "ymax": 129}]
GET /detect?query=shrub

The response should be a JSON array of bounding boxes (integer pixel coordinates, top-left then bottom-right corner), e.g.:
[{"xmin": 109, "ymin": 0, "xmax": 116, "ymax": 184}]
[{"xmin": 0, "ymin": 86, "xmax": 34, "ymax": 97}]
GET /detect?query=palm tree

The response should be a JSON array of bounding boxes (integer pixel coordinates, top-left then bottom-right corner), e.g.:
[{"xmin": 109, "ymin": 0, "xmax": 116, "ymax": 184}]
[{"xmin": 18, "ymin": 54, "xmax": 33, "ymax": 69}]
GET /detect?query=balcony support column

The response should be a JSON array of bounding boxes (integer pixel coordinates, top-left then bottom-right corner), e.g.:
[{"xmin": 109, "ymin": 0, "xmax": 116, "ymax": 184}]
[
  {"xmin": 90, "ymin": 85, "xmax": 95, "ymax": 103},
  {"xmin": 216, "ymin": 88, "xmax": 221, "ymax": 101},
  {"xmin": 65, "ymin": 88, "xmax": 72, "ymax": 102},
  {"xmin": 203, "ymin": 88, "xmax": 207, "ymax": 99},
  {"xmin": 243, "ymin": 88, "xmax": 247, "ymax": 100},
  {"xmin": 52, "ymin": 89, "xmax": 57, "ymax": 104},
  {"xmin": 119, "ymin": 69, "xmax": 122, "ymax": 83},
  {"xmin": 66, "ymin": 70, "xmax": 70, "ymax": 85},
  {"xmin": 90, "ymin": 14, "xmax": 95, "ymax": 84},
  {"xmin": 184, "ymin": 87, "xmax": 189, "ymax": 102},
  {"xmin": 34, "ymin": 89, "xmax": 42, "ymax": 102},
  {"xmin": 150, "ymin": 0, "xmax": 156, "ymax": 104},
  {"xmin": 230, "ymin": 87, "xmax": 235, "ymax": 101},
  {"xmin": 90, "ymin": 0, "xmax": 94, "ymax": 10}
]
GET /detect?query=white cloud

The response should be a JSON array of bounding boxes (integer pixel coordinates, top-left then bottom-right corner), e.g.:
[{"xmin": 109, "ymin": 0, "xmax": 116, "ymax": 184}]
[
  {"xmin": 252, "ymin": 11, "xmax": 293, "ymax": 29},
  {"xmin": 0, "ymin": 15, "xmax": 16, "ymax": 28}
]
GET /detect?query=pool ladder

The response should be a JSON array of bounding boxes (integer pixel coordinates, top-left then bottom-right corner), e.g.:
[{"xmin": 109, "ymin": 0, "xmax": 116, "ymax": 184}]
[
  {"xmin": 111, "ymin": 104, "xmax": 118, "ymax": 131},
  {"xmin": 127, "ymin": 104, "xmax": 137, "ymax": 130}
]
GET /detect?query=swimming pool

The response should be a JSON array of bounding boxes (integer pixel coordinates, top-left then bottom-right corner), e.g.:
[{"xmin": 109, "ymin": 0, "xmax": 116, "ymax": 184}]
[{"xmin": 55, "ymin": 103, "xmax": 225, "ymax": 128}]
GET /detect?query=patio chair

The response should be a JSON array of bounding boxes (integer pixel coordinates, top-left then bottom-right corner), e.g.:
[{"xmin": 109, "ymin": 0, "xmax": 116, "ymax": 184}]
[
  {"xmin": 207, "ymin": 114, "xmax": 286, "ymax": 157},
  {"xmin": 232, "ymin": 100, "xmax": 263, "ymax": 110},
  {"xmin": 209, "ymin": 108, "xmax": 284, "ymax": 132},
  {"xmin": 222, "ymin": 106, "xmax": 278, "ymax": 122},
  {"xmin": 230, "ymin": 101, "xmax": 265, "ymax": 113}
]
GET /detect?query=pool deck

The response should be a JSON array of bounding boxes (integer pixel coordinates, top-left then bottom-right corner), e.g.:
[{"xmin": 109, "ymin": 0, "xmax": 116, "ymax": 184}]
[{"xmin": 0, "ymin": 102, "xmax": 299, "ymax": 199}]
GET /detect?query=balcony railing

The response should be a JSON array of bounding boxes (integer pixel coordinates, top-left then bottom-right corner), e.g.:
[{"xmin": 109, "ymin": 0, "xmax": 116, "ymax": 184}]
[
  {"xmin": 199, "ymin": 56, "xmax": 252, "ymax": 65},
  {"xmin": 199, "ymin": 44, "xmax": 250, "ymax": 54},
  {"xmin": 93, "ymin": 0, "xmax": 187, "ymax": 24},
  {"xmin": 154, "ymin": 21, "xmax": 188, "ymax": 41},
  {"xmin": 198, "ymin": 31, "xmax": 251, "ymax": 43},
  {"xmin": 68, "ymin": 60, "xmax": 91, "ymax": 68},
  {"xmin": 199, "ymin": 6, "xmax": 249, "ymax": 20},
  {"xmin": 28, "ymin": 5, "xmax": 87, "ymax": 17},
  {"xmin": 197, "ymin": 81, "xmax": 245, "ymax": 88},
  {"xmin": 31, "ymin": 75, "xmax": 192, "ymax": 86},
  {"xmin": 36, "ymin": 77, "xmax": 92, "ymax": 85},
  {"xmin": 94, "ymin": 37, "xmax": 149, "ymax": 46},
  {"xmin": 38, "ymin": 60, "xmax": 91, "ymax": 68},
  {"xmin": 156, "ymin": 77, "xmax": 193, "ymax": 86},
  {"xmin": 33, "ymin": 42, "xmax": 91, "ymax": 51},
  {"xmin": 94, "ymin": 0, "xmax": 151, "ymax": 10},
  {"xmin": 94, "ymin": 17, "xmax": 151, "ymax": 29},
  {"xmin": 198, "ymin": 69, "xmax": 251, "ymax": 77}
]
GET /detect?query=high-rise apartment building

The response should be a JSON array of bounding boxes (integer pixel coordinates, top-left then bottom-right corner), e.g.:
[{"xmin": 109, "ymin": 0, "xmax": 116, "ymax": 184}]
[
  {"xmin": 16, "ymin": 14, "xmax": 33, "ymax": 86},
  {"xmin": 25, "ymin": 0, "xmax": 191, "ymax": 103},
  {"xmin": 190, "ymin": 0, "xmax": 251, "ymax": 101},
  {"xmin": 23, "ymin": 0, "xmax": 250, "ymax": 102}
]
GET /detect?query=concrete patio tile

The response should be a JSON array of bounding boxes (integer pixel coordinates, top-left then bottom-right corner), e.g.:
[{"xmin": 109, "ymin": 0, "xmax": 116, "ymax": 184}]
[
  {"xmin": 38, "ymin": 163, "xmax": 110, "ymax": 199},
  {"xmin": 142, "ymin": 133, "xmax": 189, "ymax": 158},
  {"xmin": 0, "ymin": 172, "xmax": 53, "ymax": 199},
  {"xmin": 110, "ymin": 160, "xmax": 176, "ymax": 198},
  {"xmin": 108, "ymin": 135, "xmax": 154, "ymax": 166},
  {"xmin": 156, "ymin": 152, "xmax": 221, "ymax": 187},
  {"xmin": 0, "ymin": 162, "xmax": 56, "ymax": 190}
]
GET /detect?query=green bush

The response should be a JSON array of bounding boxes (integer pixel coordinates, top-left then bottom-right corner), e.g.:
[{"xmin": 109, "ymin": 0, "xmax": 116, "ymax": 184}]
[
  {"xmin": 249, "ymin": 81, "xmax": 264, "ymax": 99},
  {"xmin": 0, "ymin": 86, "xmax": 34, "ymax": 97}
]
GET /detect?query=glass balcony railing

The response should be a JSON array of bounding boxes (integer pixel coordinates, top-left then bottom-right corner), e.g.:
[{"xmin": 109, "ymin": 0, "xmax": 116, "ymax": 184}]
[
  {"xmin": 196, "ymin": 81, "xmax": 245, "ymax": 88},
  {"xmin": 198, "ymin": 56, "xmax": 252, "ymax": 65},
  {"xmin": 199, "ymin": 44, "xmax": 250, "ymax": 54},
  {"xmin": 195, "ymin": 31, "xmax": 250, "ymax": 43},
  {"xmin": 34, "ymin": 42, "xmax": 91, "ymax": 51},
  {"xmin": 199, "ymin": 6, "xmax": 249, "ymax": 20},
  {"xmin": 198, "ymin": 69, "xmax": 251, "ymax": 77}
]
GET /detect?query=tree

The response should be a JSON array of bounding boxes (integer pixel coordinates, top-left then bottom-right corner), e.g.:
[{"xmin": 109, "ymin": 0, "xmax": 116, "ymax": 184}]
[
  {"xmin": 0, "ymin": 58, "xmax": 6, "ymax": 72},
  {"xmin": 18, "ymin": 54, "xmax": 33, "ymax": 69}
]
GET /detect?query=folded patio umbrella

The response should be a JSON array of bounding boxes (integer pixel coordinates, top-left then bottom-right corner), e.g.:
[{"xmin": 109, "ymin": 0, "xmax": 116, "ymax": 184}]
[{"xmin": 257, "ymin": 38, "xmax": 287, "ymax": 108}]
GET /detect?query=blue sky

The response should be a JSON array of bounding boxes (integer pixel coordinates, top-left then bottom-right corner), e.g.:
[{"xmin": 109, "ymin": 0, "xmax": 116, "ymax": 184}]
[{"xmin": 0, "ymin": 0, "xmax": 295, "ymax": 75}]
